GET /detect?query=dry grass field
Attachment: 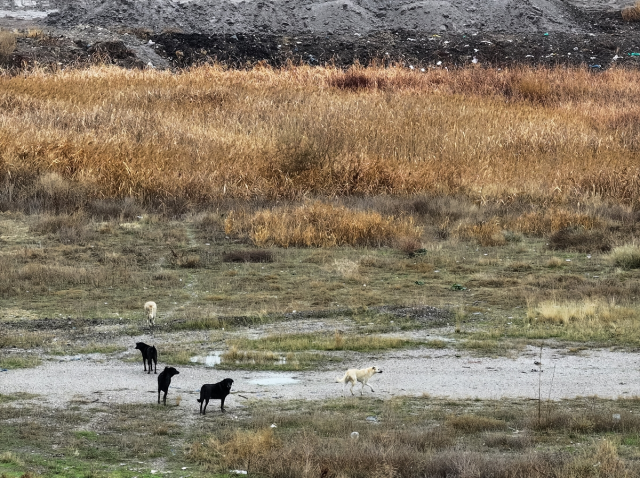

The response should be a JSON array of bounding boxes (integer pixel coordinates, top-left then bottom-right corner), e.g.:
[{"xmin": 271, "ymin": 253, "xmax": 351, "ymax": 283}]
[
  {"xmin": 0, "ymin": 65, "xmax": 639, "ymax": 207},
  {"xmin": 2, "ymin": 64, "xmax": 640, "ymax": 477}
]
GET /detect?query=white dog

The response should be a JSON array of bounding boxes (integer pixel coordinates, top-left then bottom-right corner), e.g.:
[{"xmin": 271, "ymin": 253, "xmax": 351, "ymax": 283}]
[
  {"xmin": 336, "ymin": 366, "xmax": 383, "ymax": 396},
  {"xmin": 144, "ymin": 301, "xmax": 157, "ymax": 327}
]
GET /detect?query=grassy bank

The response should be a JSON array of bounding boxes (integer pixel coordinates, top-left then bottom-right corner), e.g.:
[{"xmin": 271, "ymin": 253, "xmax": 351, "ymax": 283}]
[{"xmin": 2, "ymin": 396, "xmax": 640, "ymax": 477}]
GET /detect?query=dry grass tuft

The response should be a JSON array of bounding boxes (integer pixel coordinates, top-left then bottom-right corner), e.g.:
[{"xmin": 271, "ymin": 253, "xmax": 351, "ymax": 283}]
[
  {"xmin": 611, "ymin": 244, "xmax": 640, "ymax": 269},
  {"xmin": 0, "ymin": 30, "xmax": 16, "ymax": 58},
  {"xmin": 622, "ymin": 1, "xmax": 640, "ymax": 21},
  {"xmin": 225, "ymin": 202, "xmax": 420, "ymax": 247},
  {"xmin": 0, "ymin": 451, "xmax": 24, "ymax": 466},
  {"xmin": 187, "ymin": 428, "xmax": 279, "ymax": 471},
  {"xmin": 545, "ymin": 256, "xmax": 565, "ymax": 268},
  {"xmin": 455, "ymin": 219, "xmax": 506, "ymax": 246},
  {"xmin": 528, "ymin": 299, "xmax": 636, "ymax": 326}
]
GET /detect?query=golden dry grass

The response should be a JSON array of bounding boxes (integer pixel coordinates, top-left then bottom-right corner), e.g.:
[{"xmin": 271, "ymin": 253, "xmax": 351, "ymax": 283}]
[
  {"xmin": 224, "ymin": 201, "xmax": 420, "ymax": 247},
  {"xmin": 611, "ymin": 244, "xmax": 640, "ymax": 269},
  {"xmin": 622, "ymin": 1, "xmax": 640, "ymax": 21},
  {"xmin": 528, "ymin": 299, "xmax": 637, "ymax": 326},
  {"xmin": 0, "ymin": 31, "xmax": 16, "ymax": 58},
  {"xmin": 0, "ymin": 65, "xmax": 639, "ymax": 210}
]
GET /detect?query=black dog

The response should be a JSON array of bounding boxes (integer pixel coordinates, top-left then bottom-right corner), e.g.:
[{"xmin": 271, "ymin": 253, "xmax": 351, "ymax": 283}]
[
  {"xmin": 197, "ymin": 378, "xmax": 234, "ymax": 414},
  {"xmin": 158, "ymin": 367, "xmax": 180, "ymax": 405},
  {"xmin": 135, "ymin": 342, "xmax": 157, "ymax": 374}
]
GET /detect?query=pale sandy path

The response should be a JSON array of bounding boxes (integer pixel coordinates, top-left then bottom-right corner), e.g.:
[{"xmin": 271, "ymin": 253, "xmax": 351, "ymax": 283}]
[{"xmin": 2, "ymin": 347, "xmax": 639, "ymax": 409}]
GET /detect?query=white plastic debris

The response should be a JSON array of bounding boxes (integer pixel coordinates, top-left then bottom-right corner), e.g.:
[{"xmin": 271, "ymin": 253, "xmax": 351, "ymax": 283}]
[
  {"xmin": 409, "ymin": 65, "xmax": 414, "ymax": 69},
  {"xmin": 148, "ymin": 40, "xmax": 155, "ymax": 45},
  {"xmin": 613, "ymin": 414, "xmax": 621, "ymax": 420},
  {"xmin": 271, "ymin": 423, "xmax": 277, "ymax": 428},
  {"xmin": 230, "ymin": 471, "xmax": 248, "ymax": 475},
  {"xmin": 351, "ymin": 432, "xmax": 360, "ymax": 439},
  {"xmin": 472, "ymin": 57, "xmax": 478, "ymax": 63},
  {"xmin": 436, "ymin": 61, "xmax": 442, "ymax": 66}
]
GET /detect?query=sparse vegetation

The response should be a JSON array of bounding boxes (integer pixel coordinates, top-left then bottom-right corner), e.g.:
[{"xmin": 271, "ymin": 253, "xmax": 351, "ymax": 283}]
[
  {"xmin": 228, "ymin": 332, "xmax": 417, "ymax": 352},
  {"xmin": 0, "ymin": 31, "xmax": 16, "ymax": 59},
  {"xmin": 0, "ymin": 355, "xmax": 41, "ymax": 369}
]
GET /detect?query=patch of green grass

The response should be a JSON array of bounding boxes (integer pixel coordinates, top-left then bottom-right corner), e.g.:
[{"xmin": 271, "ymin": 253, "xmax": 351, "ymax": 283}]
[
  {"xmin": 46, "ymin": 343, "xmax": 125, "ymax": 355},
  {"xmin": 218, "ymin": 347, "xmax": 339, "ymax": 371},
  {"xmin": 228, "ymin": 332, "xmax": 419, "ymax": 353},
  {"xmin": 0, "ymin": 356, "xmax": 41, "ymax": 369},
  {"xmin": 0, "ymin": 392, "xmax": 39, "ymax": 403},
  {"xmin": 171, "ymin": 315, "xmax": 227, "ymax": 331},
  {"xmin": 0, "ymin": 331, "xmax": 53, "ymax": 349}
]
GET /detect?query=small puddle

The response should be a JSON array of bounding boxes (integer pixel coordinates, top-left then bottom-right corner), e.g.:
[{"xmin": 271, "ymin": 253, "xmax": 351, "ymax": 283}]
[
  {"xmin": 190, "ymin": 352, "xmax": 221, "ymax": 367},
  {"xmin": 249, "ymin": 375, "xmax": 299, "ymax": 386}
]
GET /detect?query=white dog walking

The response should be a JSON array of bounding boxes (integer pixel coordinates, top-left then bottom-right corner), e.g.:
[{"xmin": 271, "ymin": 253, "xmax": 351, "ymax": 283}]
[
  {"xmin": 144, "ymin": 301, "xmax": 157, "ymax": 328},
  {"xmin": 336, "ymin": 366, "xmax": 383, "ymax": 396}
]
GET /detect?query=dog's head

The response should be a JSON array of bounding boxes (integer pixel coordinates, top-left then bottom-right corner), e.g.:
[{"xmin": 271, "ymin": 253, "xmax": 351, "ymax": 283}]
[
  {"xmin": 371, "ymin": 366, "xmax": 382, "ymax": 374},
  {"xmin": 164, "ymin": 367, "xmax": 180, "ymax": 377},
  {"xmin": 135, "ymin": 342, "xmax": 146, "ymax": 350},
  {"xmin": 223, "ymin": 378, "xmax": 234, "ymax": 390}
]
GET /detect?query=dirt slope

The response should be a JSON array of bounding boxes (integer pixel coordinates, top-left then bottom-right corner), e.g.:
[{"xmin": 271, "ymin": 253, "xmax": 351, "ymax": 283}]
[{"xmin": 0, "ymin": 0, "xmax": 632, "ymax": 36}]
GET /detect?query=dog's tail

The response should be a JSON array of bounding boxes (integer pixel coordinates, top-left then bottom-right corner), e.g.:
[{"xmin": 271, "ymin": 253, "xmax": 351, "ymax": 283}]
[
  {"xmin": 196, "ymin": 398, "xmax": 202, "ymax": 403},
  {"xmin": 336, "ymin": 373, "xmax": 347, "ymax": 383}
]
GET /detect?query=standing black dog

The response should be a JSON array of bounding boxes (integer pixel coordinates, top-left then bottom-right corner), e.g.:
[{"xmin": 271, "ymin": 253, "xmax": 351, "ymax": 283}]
[
  {"xmin": 158, "ymin": 367, "xmax": 180, "ymax": 405},
  {"xmin": 135, "ymin": 342, "xmax": 157, "ymax": 374},
  {"xmin": 197, "ymin": 378, "xmax": 234, "ymax": 414}
]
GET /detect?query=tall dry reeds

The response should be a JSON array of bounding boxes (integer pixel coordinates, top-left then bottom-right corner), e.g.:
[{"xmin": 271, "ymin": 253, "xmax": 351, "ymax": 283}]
[{"xmin": 0, "ymin": 65, "xmax": 639, "ymax": 212}]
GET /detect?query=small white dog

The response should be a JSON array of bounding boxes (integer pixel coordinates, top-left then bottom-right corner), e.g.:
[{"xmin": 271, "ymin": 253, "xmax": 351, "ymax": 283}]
[
  {"xmin": 144, "ymin": 301, "xmax": 157, "ymax": 328},
  {"xmin": 336, "ymin": 366, "xmax": 383, "ymax": 396}
]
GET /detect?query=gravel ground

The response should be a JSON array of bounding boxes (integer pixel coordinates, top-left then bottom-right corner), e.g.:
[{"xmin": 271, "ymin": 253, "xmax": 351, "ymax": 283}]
[{"xmin": 2, "ymin": 346, "xmax": 639, "ymax": 409}]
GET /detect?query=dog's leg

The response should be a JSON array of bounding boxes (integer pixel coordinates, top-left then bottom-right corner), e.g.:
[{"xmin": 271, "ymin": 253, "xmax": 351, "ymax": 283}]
[
  {"xmin": 158, "ymin": 390, "xmax": 161, "ymax": 404},
  {"xmin": 220, "ymin": 396, "xmax": 226, "ymax": 412},
  {"xmin": 163, "ymin": 391, "xmax": 167, "ymax": 406},
  {"xmin": 143, "ymin": 358, "xmax": 147, "ymax": 372},
  {"xmin": 203, "ymin": 399, "xmax": 209, "ymax": 414}
]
